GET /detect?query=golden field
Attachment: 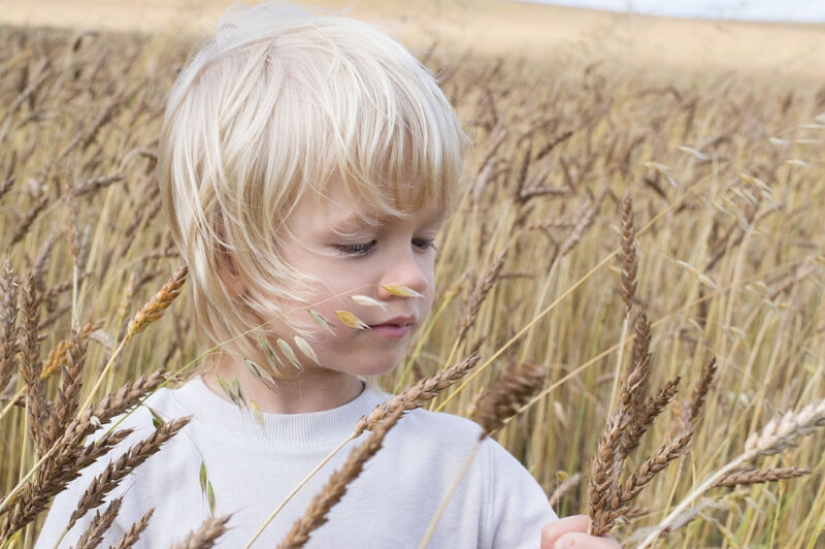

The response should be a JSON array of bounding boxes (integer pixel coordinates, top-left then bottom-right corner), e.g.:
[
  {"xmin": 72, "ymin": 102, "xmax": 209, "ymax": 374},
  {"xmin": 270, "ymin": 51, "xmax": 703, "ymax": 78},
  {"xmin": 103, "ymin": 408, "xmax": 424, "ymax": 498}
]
[{"xmin": 1, "ymin": 1, "xmax": 824, "ymax": 547}]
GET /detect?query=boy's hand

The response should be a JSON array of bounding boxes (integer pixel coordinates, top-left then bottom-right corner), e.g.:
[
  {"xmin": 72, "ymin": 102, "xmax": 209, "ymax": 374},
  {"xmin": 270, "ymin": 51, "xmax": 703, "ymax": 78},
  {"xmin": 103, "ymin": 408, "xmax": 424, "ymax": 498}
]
[{"xmin": 541, "ymin": 515, "xmax": 621, "ymax": 548}]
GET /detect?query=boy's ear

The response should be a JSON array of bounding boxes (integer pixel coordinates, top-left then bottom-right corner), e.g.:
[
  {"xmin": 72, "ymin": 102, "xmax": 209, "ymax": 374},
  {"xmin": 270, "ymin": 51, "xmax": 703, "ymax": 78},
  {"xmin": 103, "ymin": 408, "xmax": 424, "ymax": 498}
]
[
  {"xmin": 220, "ymin": 266, "xmax": 246, "ymax": 297},
  {"xmin": 218, "ymin": 247, "xmax": 246, "ymax": 297},
  {"xmin": 215, "ymin": 217, "xmax": 246, "ymax": 297}
]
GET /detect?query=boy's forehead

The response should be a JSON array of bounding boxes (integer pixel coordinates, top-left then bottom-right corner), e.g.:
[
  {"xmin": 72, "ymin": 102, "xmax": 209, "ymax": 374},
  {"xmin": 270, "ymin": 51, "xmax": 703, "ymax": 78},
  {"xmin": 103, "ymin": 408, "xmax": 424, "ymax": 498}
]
[
  {"xmin": 299, "ymin": 175, "xmax": 444, "ymax": 228},
  {"xmin": 320, "ymin": 200, "xmax": 446, "ymax": 234}
]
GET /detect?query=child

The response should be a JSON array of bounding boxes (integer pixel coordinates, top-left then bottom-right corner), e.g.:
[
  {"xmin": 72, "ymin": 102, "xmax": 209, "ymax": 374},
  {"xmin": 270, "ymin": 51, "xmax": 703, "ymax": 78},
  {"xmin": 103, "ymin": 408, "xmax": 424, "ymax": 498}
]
[{"xmin": 37, "ymin": 4, "xmax": 620, "ymax": 548}]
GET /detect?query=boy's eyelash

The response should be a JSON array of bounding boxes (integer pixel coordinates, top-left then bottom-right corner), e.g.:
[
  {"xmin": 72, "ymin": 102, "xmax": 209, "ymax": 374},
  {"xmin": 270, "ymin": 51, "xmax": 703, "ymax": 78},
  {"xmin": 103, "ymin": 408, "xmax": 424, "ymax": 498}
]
[
  {"xmin": 413, "ymin": 238, "xmax": 437, "ymax": 251},
  {"xmin": 336, "ymin": 238, "xmax": 437, "ymax": 257},
  {"xmin": 337, "ymin": 241, "xmax": 376, "ymax": 256}
]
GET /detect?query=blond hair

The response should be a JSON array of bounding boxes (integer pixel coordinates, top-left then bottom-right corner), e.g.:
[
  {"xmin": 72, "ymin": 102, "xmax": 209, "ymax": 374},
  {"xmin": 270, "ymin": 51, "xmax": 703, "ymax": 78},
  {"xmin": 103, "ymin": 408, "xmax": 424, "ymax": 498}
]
[{"xmin": 157, "ymin": 2, "xmax": 465, "ymax": 375}]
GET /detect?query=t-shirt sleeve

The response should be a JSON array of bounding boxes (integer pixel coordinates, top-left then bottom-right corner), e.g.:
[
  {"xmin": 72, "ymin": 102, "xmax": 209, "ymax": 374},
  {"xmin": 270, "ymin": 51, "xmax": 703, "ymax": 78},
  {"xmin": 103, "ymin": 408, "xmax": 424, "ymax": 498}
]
[{"xmin": 482, "ymin": 437, "xmax": 558, "ymax": 549}]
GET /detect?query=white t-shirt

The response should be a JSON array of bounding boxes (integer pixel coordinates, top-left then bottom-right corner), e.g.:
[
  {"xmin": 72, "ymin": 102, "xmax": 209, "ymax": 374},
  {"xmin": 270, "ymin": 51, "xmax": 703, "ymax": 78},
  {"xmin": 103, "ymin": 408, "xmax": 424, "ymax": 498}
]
[{"xmin": 36, "ymin": 378, "xmax": 557, "ymax": 548}]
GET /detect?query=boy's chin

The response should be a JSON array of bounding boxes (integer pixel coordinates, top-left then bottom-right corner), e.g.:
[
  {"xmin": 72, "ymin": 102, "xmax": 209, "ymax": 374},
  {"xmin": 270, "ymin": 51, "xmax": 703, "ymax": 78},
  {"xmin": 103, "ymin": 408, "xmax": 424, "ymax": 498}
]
[{"xmin": 300, "ymin": 358, "xmax": 400, "ymax": 379}]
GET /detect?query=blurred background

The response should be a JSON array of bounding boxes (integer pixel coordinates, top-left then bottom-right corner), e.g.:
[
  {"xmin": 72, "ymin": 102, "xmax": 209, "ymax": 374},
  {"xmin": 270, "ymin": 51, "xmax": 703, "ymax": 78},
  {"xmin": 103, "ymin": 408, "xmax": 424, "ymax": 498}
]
[{"xmin": 1, "ymin": 0, "xmax": 823, "ymax": 84}]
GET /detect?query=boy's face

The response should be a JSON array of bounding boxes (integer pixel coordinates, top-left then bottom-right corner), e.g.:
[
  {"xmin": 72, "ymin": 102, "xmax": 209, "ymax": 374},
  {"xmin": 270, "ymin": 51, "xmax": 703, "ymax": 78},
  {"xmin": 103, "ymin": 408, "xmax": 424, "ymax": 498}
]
[{"xmin": 271, "ymin": 180, "xmax": 445, "ymax": 378}]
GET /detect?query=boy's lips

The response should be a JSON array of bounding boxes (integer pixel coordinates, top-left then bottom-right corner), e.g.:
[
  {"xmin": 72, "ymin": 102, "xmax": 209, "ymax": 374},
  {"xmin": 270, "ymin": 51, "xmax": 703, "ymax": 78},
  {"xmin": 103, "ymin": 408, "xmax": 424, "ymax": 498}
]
[{"xmin": 367, "ymin": 316, "xmax": 416, "ymax": 338}]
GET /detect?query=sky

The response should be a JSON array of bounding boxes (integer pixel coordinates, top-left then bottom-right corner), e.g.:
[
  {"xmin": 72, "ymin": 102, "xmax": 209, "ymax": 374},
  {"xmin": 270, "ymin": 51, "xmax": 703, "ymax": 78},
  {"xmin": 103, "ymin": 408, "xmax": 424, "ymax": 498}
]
[{"xmin": 514, "ymin": 0, "xmax": 825, "ymax": 23}]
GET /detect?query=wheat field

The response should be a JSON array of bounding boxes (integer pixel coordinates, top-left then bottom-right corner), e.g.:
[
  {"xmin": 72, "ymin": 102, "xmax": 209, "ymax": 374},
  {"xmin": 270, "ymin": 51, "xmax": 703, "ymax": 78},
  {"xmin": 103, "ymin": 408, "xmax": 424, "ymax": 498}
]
[{"xmin": 1, "ymin": 16, "xmax": 824, "ymax": 549}]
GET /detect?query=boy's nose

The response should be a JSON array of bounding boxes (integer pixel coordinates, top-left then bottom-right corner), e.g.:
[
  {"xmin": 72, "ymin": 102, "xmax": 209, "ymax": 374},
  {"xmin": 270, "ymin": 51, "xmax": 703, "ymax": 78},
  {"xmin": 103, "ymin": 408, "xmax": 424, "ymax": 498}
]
[{"xmin": 377, "ymin": 251, "xmax": 430, "ymax": 300}]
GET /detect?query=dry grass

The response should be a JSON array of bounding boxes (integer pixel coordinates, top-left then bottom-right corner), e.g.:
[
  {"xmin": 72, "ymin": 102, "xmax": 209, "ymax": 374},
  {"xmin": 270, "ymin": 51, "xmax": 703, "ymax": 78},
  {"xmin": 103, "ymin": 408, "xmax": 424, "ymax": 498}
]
[{"xmin": 0, "ymin": 19, "xmax": 824, "ymax": 548}]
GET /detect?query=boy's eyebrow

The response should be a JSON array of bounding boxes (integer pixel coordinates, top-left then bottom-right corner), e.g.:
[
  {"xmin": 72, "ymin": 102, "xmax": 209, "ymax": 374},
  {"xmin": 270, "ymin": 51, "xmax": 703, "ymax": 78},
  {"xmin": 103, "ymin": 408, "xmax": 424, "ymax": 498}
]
[
  {"xmin": 327, "ymin": 212, "xmax": 382, "ymax": 235},
  {"xmin": 326, "ymin": 210, "xmax": 445, "ymax": 236}
]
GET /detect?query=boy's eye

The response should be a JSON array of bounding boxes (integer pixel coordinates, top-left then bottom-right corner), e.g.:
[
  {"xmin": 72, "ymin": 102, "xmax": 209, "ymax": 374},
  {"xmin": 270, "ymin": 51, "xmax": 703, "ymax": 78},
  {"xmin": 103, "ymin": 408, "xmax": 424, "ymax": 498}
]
[
  {"xmin": 337, "ymin": 240, "xmax": 376, "ymax": 257},
  {"xmin": 412, "ymin": 238, "xmax": 437, "ymax": 251}
]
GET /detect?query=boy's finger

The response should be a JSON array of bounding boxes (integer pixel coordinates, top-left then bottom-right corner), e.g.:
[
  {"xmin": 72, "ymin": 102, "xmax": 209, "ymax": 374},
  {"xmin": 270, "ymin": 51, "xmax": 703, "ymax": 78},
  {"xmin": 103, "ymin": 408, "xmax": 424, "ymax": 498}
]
[
  {"xmin": 541, "ymin": 516, "xmax": 621, "ymax": 548},
  {"xmin": 552, "ymin": 533, "xmax": 622, "ymax": 548},
  {"xmin": 541, "ymin": 515, "xmax": 590, "ymax": 547}
]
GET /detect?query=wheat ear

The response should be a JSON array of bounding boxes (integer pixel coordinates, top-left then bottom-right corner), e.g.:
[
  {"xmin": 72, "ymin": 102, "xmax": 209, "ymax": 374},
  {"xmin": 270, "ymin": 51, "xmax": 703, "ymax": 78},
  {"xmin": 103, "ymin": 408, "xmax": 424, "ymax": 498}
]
[
  {"xmin": 66, "ymin": 416, "xmax": 191, "ymax": 531},
  {"xmin": 608, "ymin": 191, "xmax": 638, "ymax": 415},
  {"xmin": 254, "ymin": 355, "xmax": 480, "ymax": 546},
  {"xmin": 419, "ymin": 362, "xmax": 546, "ymax": 549},
  {"xmin": 0, "ymin": 259, "xmax": 18, "ymax": 397},
  {"xmin": 274, "ymin": 405, "xmax": 405, "ymax": 549},
  {"xmin": 477, "ymin": 362, "xmax": 548, "ymax": 435},
  {"xmin": 0, "ymin": 428, "xmax": 132, "ymax": 542},
  {"xmin": 355, "ymin": 354, "xmax": 480, "ymax": 435},
  {"xmin": 0, "ymin": 370, "xmax": 167, "ymax": 524},
  {"xmin": 79, "ymin": 266, "xmax": 186, "ymax": 414},
  {"xmin": 73, "ymin": 497, "xmax": 123, "ymax": 549},
  {"xmin": 712, "ymin": 467, "xmax": 810, "ymax": 488},
  {"xmin": 454, "ymin": 251, "xmax": 507, "ymax": 348},
  {"xmin": 549, "ymin": 473, "xmax": 583, "ymax": 508},
  {"xmin": 109, "ymin": 508, "xmax": 155, "ymax": 549},
  {"xmin": 636, "ymin": 398, "xmax": 825, "ymax": 548},
  {"xmin": 20, "ymin": 271, "xmax": 51, "ymax": 457},
  {"xmin": 169, "ymin": 515, "xmax": 231, "ymax": 549}
]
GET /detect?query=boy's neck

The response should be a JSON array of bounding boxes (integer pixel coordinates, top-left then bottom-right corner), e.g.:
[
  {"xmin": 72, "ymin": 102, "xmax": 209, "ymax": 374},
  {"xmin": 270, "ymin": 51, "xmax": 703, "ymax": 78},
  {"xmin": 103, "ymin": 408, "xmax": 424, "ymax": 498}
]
[{"xmin": 201, "ymin": 358, "xmax": 366, "ymax": 414}]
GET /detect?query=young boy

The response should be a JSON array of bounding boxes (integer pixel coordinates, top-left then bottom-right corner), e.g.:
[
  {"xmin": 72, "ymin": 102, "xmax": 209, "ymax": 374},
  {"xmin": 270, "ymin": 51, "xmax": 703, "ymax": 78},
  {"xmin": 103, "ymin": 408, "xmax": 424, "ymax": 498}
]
[{"xmin": 37, "ymin": 4, "xmax": 619, "ymax": 548}]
